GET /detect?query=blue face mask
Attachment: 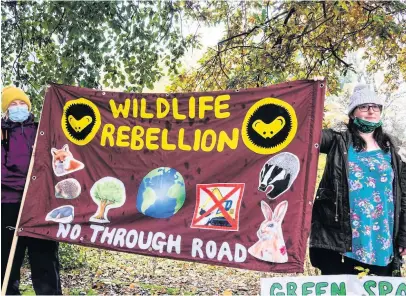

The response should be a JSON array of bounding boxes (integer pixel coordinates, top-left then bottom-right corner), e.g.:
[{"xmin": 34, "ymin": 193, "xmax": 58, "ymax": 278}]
[{"xmin": 8, "ymin": 105, "xmax": 30, "ymax": 122}]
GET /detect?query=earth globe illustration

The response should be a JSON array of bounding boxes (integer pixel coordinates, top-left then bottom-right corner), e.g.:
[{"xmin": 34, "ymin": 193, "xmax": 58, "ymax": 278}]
[{"xmin": 136, "ymin": 167, "xmax": 186, "ymax": 218}]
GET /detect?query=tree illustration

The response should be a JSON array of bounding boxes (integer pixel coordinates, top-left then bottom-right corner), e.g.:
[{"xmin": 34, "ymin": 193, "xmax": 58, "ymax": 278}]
[{"xmin": 91, "ymin": 178, "xmax": 125, "ymax": 220}]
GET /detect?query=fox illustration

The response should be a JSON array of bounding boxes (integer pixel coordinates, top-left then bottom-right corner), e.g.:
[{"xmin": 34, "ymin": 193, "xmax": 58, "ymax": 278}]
[{"xmin": 51, "ymin": 144, "xmax": 84, "ymax": 176}]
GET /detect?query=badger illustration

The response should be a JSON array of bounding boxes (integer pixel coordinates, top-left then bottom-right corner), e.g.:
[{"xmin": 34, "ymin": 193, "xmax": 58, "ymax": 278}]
[{"xmin": 258, "ymin": 152, "xmax": 300, "ymax": 200}]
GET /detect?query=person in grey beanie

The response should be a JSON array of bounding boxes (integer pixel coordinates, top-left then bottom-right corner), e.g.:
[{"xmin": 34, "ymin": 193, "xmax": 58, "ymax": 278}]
[{"xmin": 309, "ymin": 84, "xmax": 406, "ymax": 276}]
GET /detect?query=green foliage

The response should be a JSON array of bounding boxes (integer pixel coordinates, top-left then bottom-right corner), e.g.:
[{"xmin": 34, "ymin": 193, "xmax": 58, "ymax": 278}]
[
  {"xmin": 20, "ymin": 284, "xmax": 35, "ymax": 295},
  {"xmin": 93, "ymin": 179, "xmax": 124, "ymax": 204},
  {"xmin": 1, "ymin": 1, "xmax": 197, "ymax": 118},
  {"xmin": 59, "ymin": 242, "xmax": 87, "ymax": 270},
  {"xmin": 85, "ymin": 289, "xmax": 98, "ymax": 295},
  {"xmin": 139, "ymin": 283, "xmax": 181, "ymax": 295},
  {"xmin": 66, "ymin": 288, "xmax": 98, "ymax": 295},
  {"xmin": 169, "ymin": 1, "xmax": 406, "ymax": 94}
]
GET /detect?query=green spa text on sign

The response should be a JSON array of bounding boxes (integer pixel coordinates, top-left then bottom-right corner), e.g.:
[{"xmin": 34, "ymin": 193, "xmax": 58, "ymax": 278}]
[{"xmin": 261, "ymin": 275, "xmax": 406, "ymax": 296}]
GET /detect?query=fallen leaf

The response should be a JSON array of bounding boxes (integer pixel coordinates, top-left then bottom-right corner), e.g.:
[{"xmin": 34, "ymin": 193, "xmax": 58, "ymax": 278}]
[{"xmin": 129, "ymin": 283, "xmax": 136, "ymax": 289}]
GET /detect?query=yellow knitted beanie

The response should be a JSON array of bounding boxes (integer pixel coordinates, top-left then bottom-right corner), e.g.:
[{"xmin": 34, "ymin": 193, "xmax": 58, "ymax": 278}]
[{"xmin": 1, "ymin": 86, "xmax": 32, "ymax": 113}]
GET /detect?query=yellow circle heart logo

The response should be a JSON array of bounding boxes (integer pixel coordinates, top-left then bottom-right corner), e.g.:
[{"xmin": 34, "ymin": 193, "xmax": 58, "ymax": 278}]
[
  {"xmin": 61, "ymin": 98, "xmax": 101, "ymax": 145},
  {"xmin": 242, "ymin": 98, "xmax": 297, "ymax": 154}
]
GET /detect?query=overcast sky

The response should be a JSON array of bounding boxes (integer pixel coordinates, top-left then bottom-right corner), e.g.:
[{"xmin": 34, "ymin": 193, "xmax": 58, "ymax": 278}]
[{"xmin": 146, "ymin": 22, "xmax": 224, "ymax": 93}]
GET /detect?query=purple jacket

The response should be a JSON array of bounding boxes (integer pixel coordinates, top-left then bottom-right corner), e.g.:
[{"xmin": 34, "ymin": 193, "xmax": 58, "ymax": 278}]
[{"xmin": 1, "ymin": 114, "xmax": 37, "ymax": 203}]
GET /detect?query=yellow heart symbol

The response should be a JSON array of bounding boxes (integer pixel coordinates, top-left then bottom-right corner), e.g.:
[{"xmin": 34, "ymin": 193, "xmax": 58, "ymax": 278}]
[
  {"xmin": 68, "ymin": 115, "xmax": 93, "ymax": 133},
  {"xmin": 252, "ymin": 116, "xmax": 286, "ymax": 139}
]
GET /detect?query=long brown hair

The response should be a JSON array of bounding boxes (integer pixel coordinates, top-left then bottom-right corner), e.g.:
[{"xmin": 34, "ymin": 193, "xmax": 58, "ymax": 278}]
[{"xmin": 347, "ymin": 117, "xmax": 392, "ymax": 153}]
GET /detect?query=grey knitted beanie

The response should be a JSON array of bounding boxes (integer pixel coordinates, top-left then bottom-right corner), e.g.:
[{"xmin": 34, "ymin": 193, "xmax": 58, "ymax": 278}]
[{"xmin": 347, "ymin": 84, "xmax": 383, "ymax": 115}]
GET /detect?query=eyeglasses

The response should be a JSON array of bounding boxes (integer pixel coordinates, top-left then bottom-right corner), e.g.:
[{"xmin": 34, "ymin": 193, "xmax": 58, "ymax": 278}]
[{"xmin": 357, "ymin": 104, "xmax": 382, "ymax": 112}]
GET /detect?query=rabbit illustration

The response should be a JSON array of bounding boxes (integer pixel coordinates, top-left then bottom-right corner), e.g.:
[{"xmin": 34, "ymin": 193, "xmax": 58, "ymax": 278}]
[{"xmin": 248, "ymin": 200, "xmax": 288, "ymax": 263}]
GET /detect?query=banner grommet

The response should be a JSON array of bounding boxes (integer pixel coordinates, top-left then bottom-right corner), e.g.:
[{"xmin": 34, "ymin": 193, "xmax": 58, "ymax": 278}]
[{"xmin": 40, "ymin": 131, "xmax": 45, "ymax": 136}]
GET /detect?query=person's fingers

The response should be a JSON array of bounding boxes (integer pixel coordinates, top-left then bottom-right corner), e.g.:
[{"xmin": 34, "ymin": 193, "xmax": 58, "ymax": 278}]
[
  {"xmin": 399, "ymin": 247, "xmax": 406, "ymax": 256},
  {"xmin": 312, "ymin": 76, "xmax": 325, "ymax": 81}
]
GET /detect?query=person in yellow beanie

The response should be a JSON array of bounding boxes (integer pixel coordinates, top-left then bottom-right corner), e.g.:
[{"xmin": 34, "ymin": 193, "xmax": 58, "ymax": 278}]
[
  {"xmin": 1, "ymin": 86, "xmax": 32, "ymax": 117},
  {"xmin": 1, "ymin": 86, "xmax": 62, "ymax": 294}
]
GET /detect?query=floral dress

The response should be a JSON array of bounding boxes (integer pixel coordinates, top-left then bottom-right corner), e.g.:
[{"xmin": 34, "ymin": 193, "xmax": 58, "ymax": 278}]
[{"xmin": 344, "ymin": 145, "xmax": 394, "ymax": 266}]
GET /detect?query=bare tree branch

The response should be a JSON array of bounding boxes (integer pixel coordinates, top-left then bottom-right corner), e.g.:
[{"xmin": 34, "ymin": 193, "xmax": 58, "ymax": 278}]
[
  {"xmin": 12, "ymin": 3, "xmax": 24, "ymax": 82},
  {"xmin": 218, "ymin": 9, "xmax": 290, "ymax": 45},
  {"xmin": 49, "ymin": 7, "xmax": 65, "ymax": 36}
]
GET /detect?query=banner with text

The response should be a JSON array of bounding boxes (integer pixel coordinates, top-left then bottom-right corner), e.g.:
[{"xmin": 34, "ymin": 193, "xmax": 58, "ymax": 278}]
[
  {"xmin": 18, "ymin": 80, "xmax": 324, "ymax": 273},
  {"xmin": 261, "ymin": 275, "xmax": 406, "ymax": 296}
]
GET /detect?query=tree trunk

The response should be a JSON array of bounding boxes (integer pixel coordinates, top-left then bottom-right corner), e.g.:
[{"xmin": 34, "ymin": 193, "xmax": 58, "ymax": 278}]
[{"xmin": 95, "ymin": 200, "xmax": 108, "ymax": 219}]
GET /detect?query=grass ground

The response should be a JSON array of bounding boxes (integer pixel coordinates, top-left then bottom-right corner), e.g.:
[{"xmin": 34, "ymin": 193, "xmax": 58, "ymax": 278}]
[
  {"xmin": 18, "ymin": 245, "xmax": 405, "ymax": 295},
  {"xmin": 17, "ymin": 246, "xmax": 322, "ymax": 295}
]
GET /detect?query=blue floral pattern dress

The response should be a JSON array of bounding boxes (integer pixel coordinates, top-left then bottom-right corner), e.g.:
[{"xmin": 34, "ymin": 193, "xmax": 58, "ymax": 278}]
[{"xmin": 345, "ymin": 145, "xmax": 394, "ymax": 266}]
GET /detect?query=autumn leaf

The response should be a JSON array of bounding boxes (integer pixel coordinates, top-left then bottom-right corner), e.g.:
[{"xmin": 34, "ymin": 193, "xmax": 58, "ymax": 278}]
[
  {"xmin": 357, "ymin": 271, "xmax": 368, "ymax": 279},
  {"xmin": 129, "ymin": 283, "xmax": 137, "ymax": 289},
  {"xmin": 355, "ymin": 266, "xmax": 370, "ymax": 279},
  {"xmin": 92, "ymin": 281, "xmax": 104, "ymax": 289}
]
